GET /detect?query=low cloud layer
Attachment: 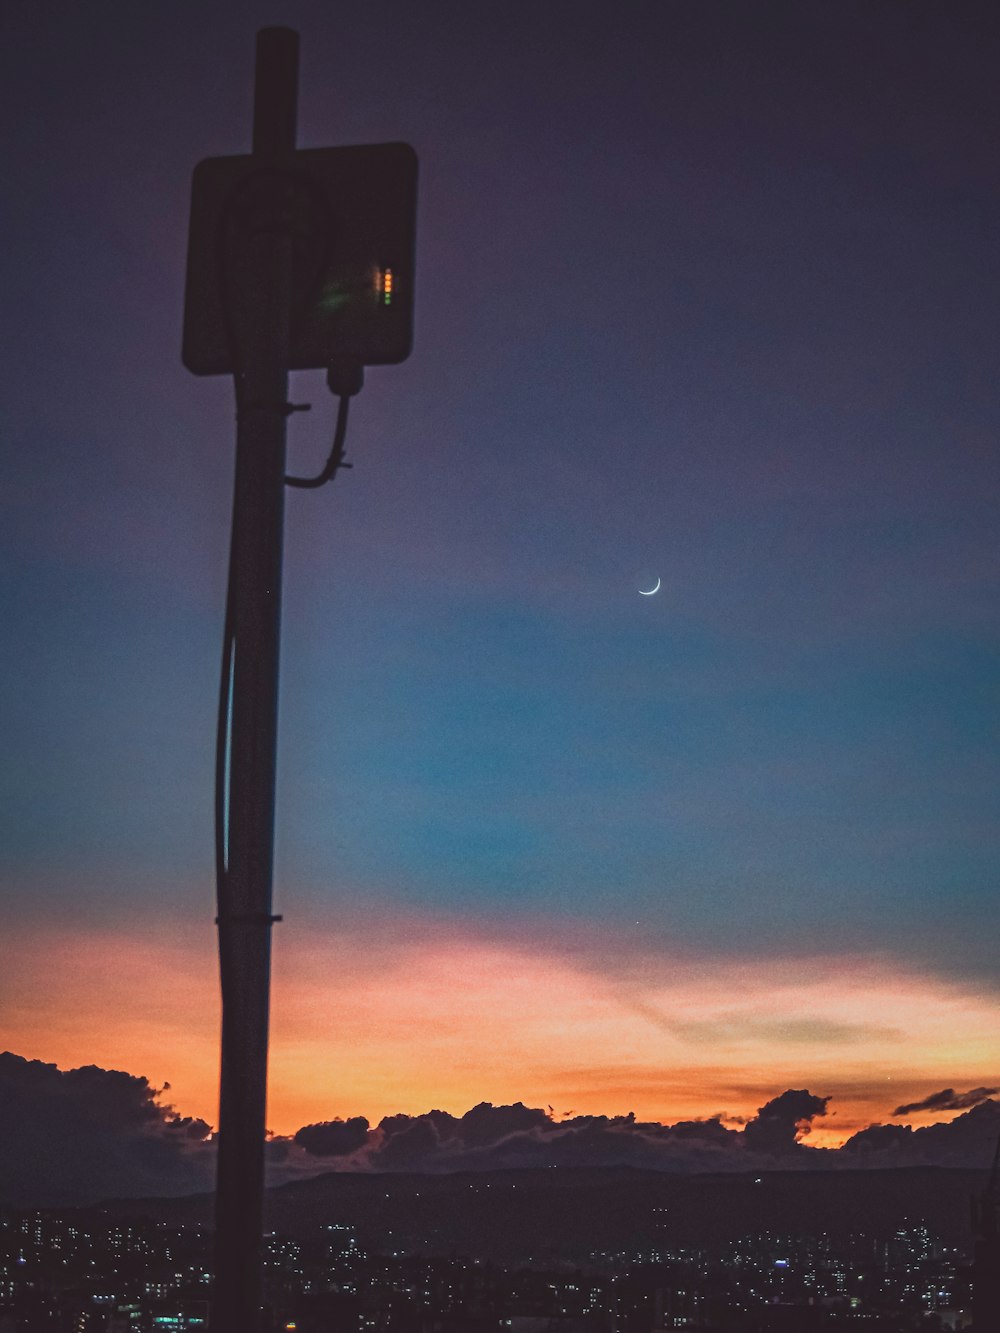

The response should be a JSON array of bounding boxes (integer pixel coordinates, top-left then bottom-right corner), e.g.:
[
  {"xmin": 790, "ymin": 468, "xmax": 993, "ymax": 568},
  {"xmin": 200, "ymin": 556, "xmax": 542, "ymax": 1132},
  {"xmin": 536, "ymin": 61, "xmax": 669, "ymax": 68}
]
[
  {"xmin": 290, "ymin": 1087, "xmax": 995, "ymax": 1177},
  {"xmin": 3, "ymin": 1053, "xmax": 999, "ymax": 1208},
  {"xmin": 286, "ymin": 1090, "xmax": 826, "ymax": 1176}
]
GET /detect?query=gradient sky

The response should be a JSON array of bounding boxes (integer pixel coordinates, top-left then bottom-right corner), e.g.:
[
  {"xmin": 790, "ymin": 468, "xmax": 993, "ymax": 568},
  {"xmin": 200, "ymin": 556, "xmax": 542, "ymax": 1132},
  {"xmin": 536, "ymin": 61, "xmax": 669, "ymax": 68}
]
[{"xmin": 2, "ymin": 1, "xmax": 998, "ymax": 1148}]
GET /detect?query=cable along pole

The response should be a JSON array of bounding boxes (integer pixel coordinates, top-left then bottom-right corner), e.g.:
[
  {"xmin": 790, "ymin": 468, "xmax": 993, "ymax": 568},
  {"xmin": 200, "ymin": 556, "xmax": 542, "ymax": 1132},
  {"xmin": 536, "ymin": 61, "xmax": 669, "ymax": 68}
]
[{"xmin": 212, "ymin": 27, "xmax": 297, "ymax": 1333}]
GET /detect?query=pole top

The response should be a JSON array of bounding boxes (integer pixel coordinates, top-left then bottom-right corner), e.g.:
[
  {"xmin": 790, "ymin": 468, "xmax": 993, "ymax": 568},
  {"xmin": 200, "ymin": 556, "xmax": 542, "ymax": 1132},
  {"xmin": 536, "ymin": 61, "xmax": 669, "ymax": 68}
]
[{"xmin": 253, "ymin": 27, "xmax": 299, "ymax": 157}]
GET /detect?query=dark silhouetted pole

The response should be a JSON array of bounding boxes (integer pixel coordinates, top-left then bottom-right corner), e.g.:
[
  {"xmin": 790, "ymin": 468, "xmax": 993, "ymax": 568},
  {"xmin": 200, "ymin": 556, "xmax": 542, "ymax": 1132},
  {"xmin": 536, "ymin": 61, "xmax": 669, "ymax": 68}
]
[{"xmin": 213, "ymin": 27, "xmax": 298, "ymax": 1333}]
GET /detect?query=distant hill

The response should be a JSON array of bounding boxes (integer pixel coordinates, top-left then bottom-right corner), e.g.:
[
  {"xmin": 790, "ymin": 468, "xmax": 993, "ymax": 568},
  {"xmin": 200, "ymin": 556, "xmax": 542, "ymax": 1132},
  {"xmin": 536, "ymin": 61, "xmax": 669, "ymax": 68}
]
[{"xmin": 102, "ymin": 1165, "xmax": 985, "ymax": 1264}]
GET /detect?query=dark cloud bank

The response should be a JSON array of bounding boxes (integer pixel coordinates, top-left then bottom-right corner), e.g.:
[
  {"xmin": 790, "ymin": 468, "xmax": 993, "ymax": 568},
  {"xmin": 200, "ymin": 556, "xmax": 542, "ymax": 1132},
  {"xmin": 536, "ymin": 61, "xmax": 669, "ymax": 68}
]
[
  {"xmin": 0, "ymin": 1053, "xmax": 214, "ymax": 1208},
  {"xmin": 3, "ymin": 1053, "xmax": 998, "ymax": 1209}
]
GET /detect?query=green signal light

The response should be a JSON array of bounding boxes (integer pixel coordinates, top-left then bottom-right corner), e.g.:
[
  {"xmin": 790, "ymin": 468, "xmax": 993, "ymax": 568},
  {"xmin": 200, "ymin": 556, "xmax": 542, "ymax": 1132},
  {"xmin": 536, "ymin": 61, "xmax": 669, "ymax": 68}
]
[{"xmin": 317, "ymin": 278, "xmax": 352, "ymax": 314}]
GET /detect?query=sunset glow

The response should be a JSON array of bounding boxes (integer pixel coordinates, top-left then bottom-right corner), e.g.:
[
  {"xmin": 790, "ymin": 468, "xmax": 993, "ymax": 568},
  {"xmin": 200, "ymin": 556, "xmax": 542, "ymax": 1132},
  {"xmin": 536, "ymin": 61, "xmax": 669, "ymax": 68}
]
[{"xmin": 5, "ymin": 903, "xmax": 995, "ymax": 1147}]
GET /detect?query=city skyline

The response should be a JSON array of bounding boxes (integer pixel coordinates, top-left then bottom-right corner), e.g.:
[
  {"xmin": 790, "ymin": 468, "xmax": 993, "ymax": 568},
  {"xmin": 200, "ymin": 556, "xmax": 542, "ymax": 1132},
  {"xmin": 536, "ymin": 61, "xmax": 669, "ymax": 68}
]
[
  {"xmin": 1, "ymin": 1197, "xmax": 976, "ymax": 1330},
  {"xmin": 2, "ymin": 1, "xmax": 998, "ymax": 1173}
]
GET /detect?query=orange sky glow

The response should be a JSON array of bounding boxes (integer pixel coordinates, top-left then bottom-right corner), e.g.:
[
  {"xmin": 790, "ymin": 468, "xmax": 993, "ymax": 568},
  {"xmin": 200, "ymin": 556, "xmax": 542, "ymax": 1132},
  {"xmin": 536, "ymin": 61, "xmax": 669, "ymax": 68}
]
[{"xmin": 4, "ymin": 904, "xmax": 995, "ymax": 1150}]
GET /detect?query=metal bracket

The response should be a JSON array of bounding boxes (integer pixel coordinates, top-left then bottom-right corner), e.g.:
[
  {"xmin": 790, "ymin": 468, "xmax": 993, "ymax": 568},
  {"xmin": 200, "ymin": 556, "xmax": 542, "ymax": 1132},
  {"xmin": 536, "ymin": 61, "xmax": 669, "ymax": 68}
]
[{"xmin": 215, "ymin": 913, "xmax": 283, "ymax": 925}]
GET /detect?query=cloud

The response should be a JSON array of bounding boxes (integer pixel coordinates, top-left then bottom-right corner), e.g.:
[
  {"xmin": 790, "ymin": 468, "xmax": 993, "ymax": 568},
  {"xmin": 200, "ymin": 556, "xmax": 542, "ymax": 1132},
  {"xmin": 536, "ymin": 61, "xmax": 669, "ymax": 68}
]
[
  {"xmin": 163, "ymin": 1105, "xmax": 212, "ymax": 1141},
  {"xmin": 293, "ymin": 1117, "xmax": 370, "ymax": 1157},
  {"xmin": 842, "ymin": 1100, "xmax": 1000, "ymax": 1166},
  {"xmin": 457, "ymin": 1101, "xmax": 550, "ymax": 1145},
  {"xmin": 343, "ymin": 1103, "xmax": 558, "ymax": 1173},
  {"xmin": 350, "ymin": 1104, "xmax": 745, "ymax": 1175},
  {"xmin": 742, "ymin": 1089, "xmax": 830, "ymax": 1154},
  {"xmin": 839, "ymin": 1123, "xmax": 913, "ymax": 1158},
  {"xmin": 0, "ymin": 1052, "xmax": 213, "ymax": 1207},
  {"xmin": 317, "ymin": 1092, "xmax": 996, "ymax": 1177},
  {"xmin": 892, "ymin": 1086, "xmax": 999, "ymax": 1117},
  {"xmin": 664, "ymin": 1014, "xmax": 900, "ymax": 1046},
  {"xmin": 328, "ymin": 1091, "xmax": 831, "ymax": 1175}
]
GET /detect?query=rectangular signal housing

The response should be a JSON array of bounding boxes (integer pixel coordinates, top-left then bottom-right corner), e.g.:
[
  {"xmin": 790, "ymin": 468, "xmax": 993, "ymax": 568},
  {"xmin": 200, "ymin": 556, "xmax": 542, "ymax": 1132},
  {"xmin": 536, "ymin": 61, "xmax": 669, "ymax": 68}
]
[{"xmin": 182, "ymin": 142, "xmax": 417, "ymax": 374}]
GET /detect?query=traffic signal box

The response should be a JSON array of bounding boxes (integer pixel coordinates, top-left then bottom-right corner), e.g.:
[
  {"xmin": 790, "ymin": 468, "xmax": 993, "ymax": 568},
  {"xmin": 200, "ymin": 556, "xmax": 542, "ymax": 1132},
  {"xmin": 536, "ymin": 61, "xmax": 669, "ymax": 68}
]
[{"xmin": 182, "ymin": 142, "xmax": 417, "ymax": 375}]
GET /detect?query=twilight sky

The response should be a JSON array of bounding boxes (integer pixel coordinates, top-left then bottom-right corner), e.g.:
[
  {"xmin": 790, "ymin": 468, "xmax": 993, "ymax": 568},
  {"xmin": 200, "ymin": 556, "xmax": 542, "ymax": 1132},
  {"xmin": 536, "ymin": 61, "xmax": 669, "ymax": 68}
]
[{"xmin": 2, "ymin": 1, "xmax": 999, "ymax": 1155}]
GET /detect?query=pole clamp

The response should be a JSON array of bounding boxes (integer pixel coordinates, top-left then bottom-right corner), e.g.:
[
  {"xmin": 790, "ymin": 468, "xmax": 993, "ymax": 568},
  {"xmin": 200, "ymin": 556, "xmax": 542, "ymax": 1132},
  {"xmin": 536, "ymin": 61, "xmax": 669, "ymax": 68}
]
[
  {"xmin": 236, "ymin": 401, "xmax": 311, "ymax": 420},
  {"xmin": 215, "ymin": 913, "xmax": 284, "ymax": 925}
]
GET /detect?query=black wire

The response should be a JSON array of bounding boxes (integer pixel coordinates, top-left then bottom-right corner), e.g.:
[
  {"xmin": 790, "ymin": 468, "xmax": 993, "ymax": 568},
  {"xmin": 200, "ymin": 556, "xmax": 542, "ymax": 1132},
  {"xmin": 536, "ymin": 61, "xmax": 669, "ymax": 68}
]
[
  {"xmin": 215, "ymin": 492, "xmax": 237, "ymax": 907},
  {"xmin": 214, "ymin": 356, "xmax": 245, "ymax": 978},
  {"xmin": 285, "ymin": 393, "xmax": 351, "ymax": 488}
]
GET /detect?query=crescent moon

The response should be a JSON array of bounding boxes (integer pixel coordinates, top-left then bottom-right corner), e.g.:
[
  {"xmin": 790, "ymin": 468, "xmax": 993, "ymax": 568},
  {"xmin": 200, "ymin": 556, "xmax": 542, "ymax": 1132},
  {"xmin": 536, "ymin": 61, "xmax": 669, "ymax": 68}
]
[{"xmin": 638, "ymin": 577, "xmax": 661, "ymax": 596}]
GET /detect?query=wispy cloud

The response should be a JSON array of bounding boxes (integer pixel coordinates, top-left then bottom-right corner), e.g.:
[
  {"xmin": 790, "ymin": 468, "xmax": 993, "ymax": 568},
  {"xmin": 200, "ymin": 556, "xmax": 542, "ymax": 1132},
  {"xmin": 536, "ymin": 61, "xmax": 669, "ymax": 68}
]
[{"xmin": 893, "ymin": 1086, "xmax": 999, "ymax": 1117}]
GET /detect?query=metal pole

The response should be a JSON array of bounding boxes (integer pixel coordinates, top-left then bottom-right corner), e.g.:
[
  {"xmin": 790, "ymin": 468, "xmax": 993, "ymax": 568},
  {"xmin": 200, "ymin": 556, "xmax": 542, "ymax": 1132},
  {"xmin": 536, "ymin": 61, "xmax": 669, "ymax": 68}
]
[{"xmin": 213, "ymin": 28, "xmax": 298, "ymax": 1333}]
